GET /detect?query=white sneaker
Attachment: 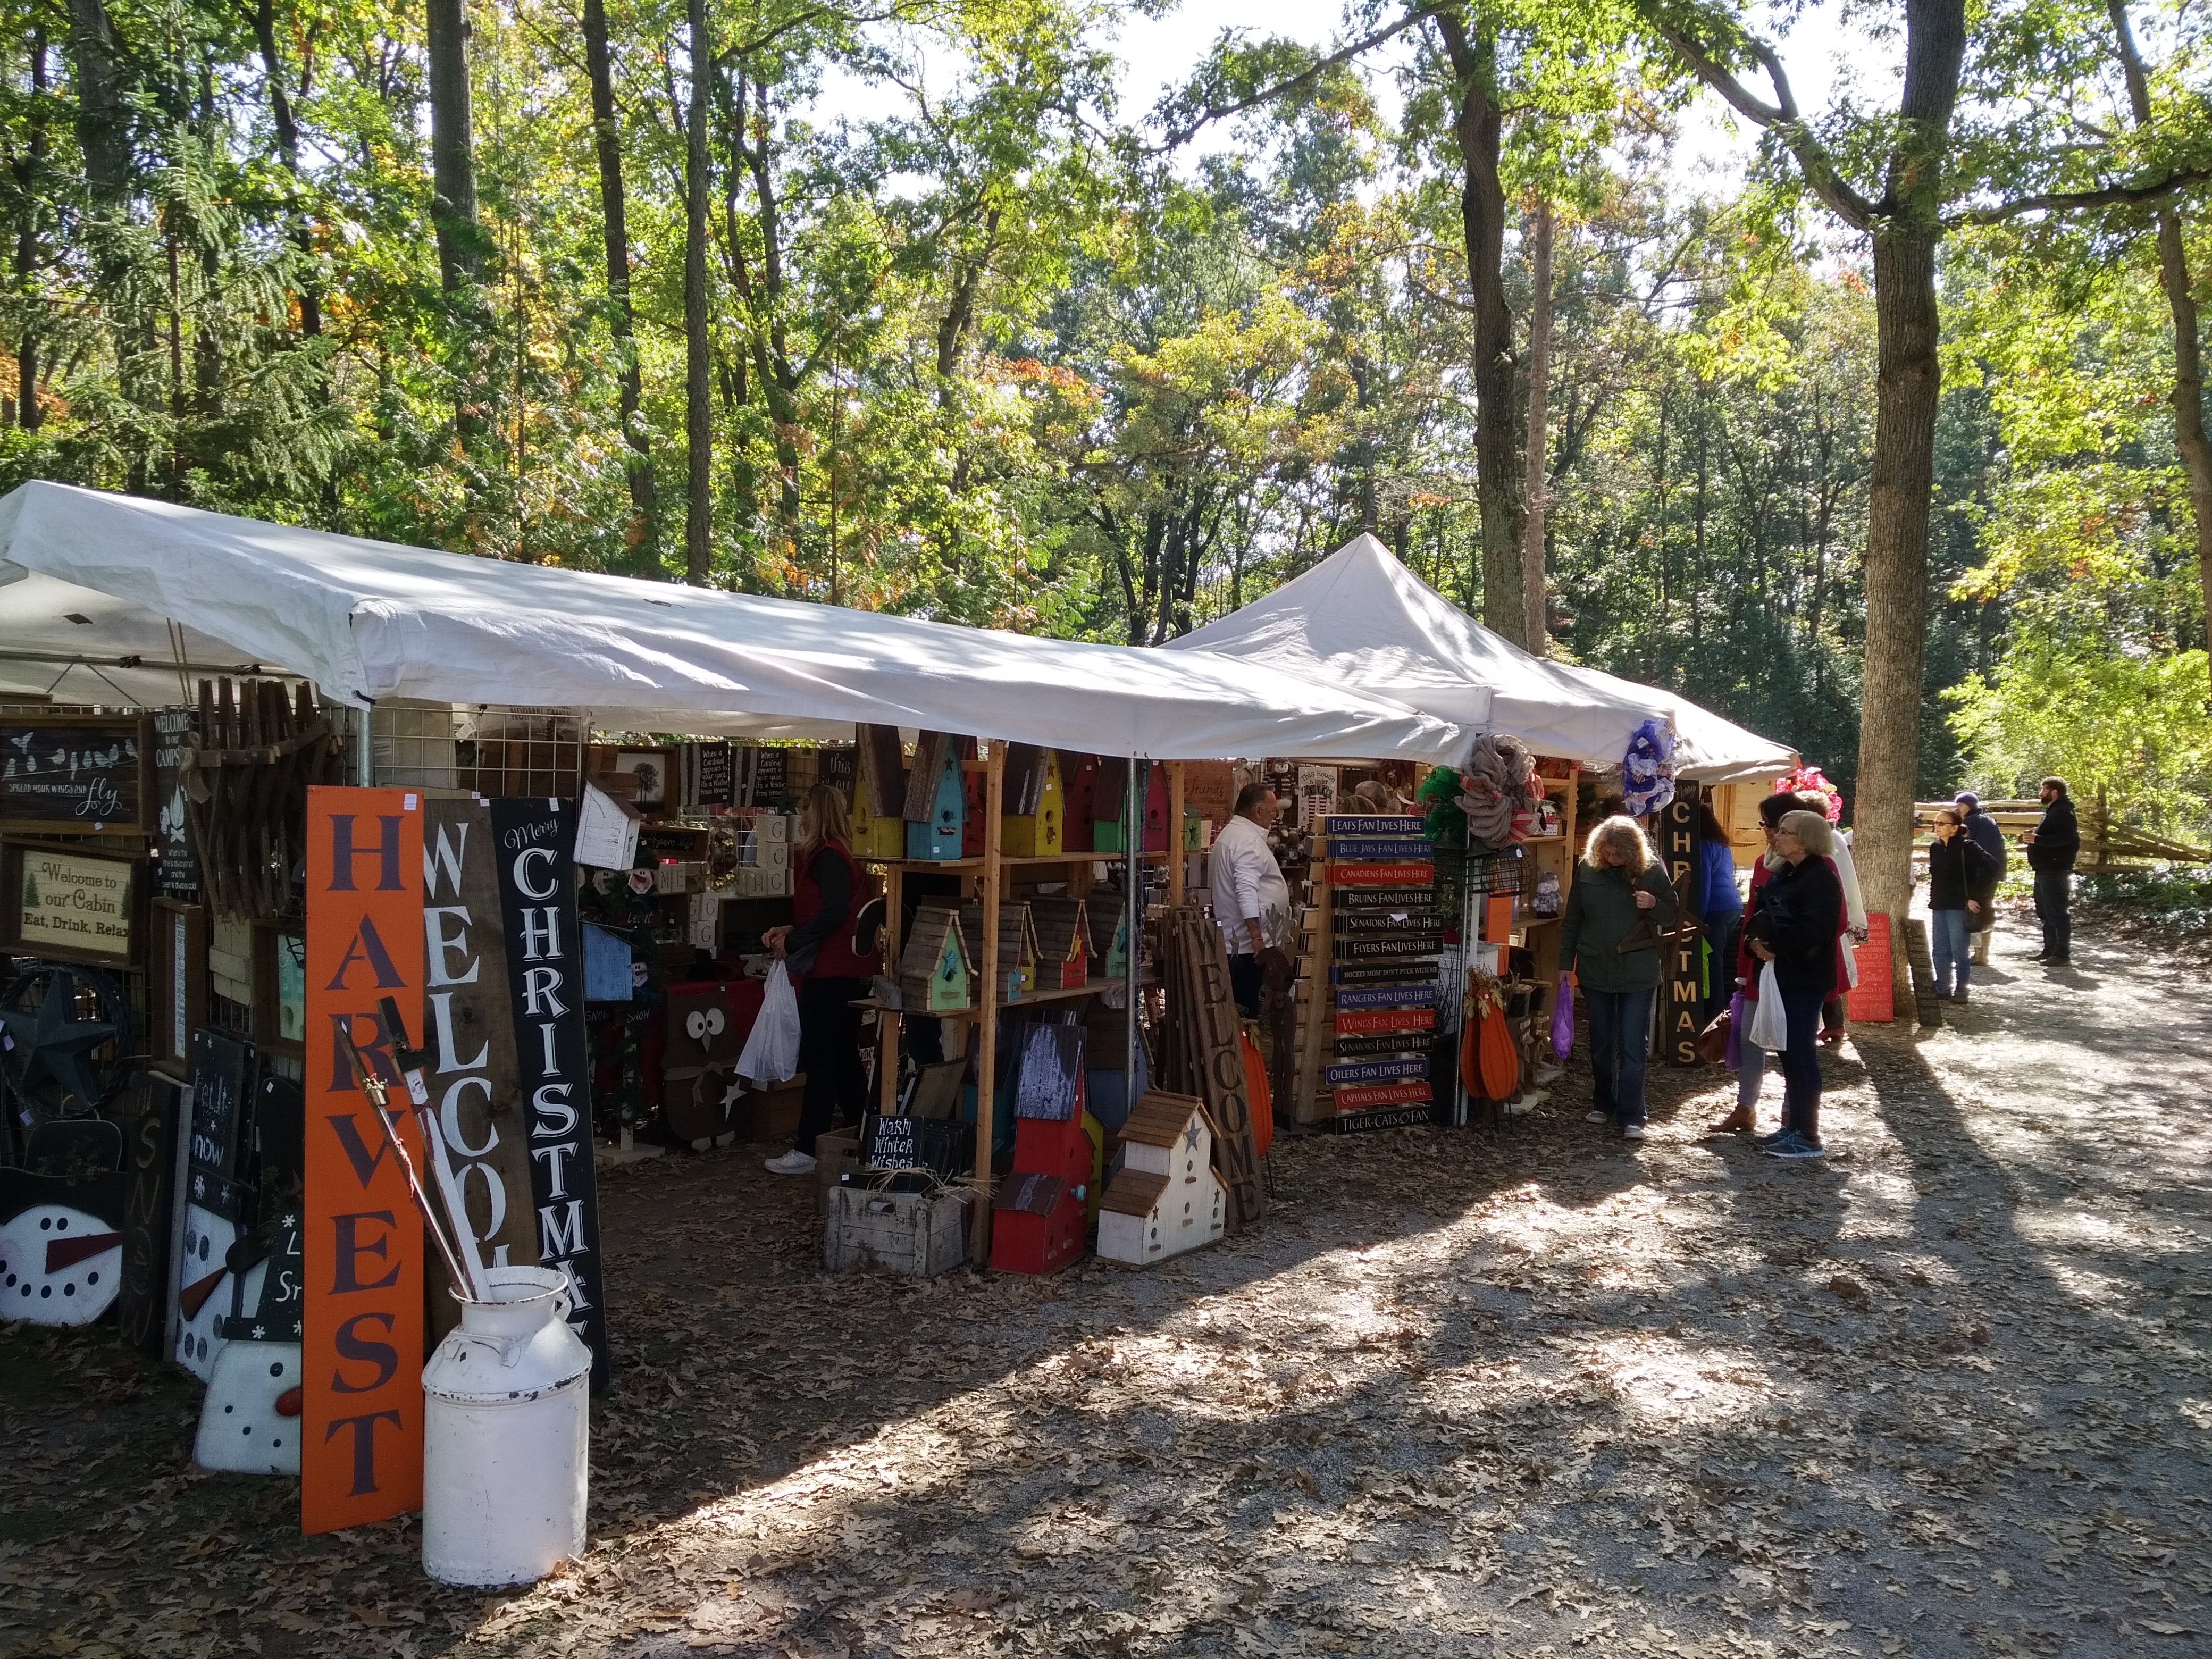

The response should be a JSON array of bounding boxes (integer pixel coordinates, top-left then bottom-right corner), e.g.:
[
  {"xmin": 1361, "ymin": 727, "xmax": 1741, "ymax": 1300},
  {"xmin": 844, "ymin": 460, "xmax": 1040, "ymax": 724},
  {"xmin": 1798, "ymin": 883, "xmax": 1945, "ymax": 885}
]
[
  {"xmin": 764, "ymin": 1150, "xmax": 817, "ymax": 1175},
  {"xmin": 1585, "ymin": 1109, "xmax": 1609, "ymax": 1125},
  {"xmin": 1621, "ymin": 1123, "xmax": 1646, "ymax": 1141}
]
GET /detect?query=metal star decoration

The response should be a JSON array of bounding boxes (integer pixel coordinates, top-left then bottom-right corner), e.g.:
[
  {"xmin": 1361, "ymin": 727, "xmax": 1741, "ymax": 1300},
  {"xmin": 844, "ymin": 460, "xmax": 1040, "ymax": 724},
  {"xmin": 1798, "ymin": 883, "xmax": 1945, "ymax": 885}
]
[{"xmin": 0, "ymin": 967, "xmax": 121, "ymax": 1112}]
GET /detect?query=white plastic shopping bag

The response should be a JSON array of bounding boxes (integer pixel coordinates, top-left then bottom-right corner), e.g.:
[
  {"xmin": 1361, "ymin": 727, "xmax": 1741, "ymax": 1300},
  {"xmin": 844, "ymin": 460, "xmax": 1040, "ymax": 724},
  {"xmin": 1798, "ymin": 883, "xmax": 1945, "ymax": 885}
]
[
  {"xmin": 737, "ymin": 961, "xmax": 802, "ymax": 1083},
  {"xmin": 1747, "ymin": 961, "xmax": 1788, "ymax": 1051}
]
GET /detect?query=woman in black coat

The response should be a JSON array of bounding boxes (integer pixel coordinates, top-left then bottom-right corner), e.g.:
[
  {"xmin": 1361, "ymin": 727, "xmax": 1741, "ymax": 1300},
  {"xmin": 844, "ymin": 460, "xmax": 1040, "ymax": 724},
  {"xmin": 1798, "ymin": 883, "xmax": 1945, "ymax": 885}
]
[
  {"xmin": 1926, "ymin": 808, "xmax": 1997, "ymax": 1003},
  {"xmin": 1745, "ymin": 809, "xmax": 1845, "ymax": 1160}
]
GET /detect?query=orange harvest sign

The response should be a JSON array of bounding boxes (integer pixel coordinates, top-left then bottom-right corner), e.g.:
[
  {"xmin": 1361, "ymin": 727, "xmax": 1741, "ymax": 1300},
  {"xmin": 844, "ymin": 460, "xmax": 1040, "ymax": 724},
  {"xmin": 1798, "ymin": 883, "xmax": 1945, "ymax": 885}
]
[{"xmin": 302, "ymin": 787, "xmax": 425, "ymax": 1534}]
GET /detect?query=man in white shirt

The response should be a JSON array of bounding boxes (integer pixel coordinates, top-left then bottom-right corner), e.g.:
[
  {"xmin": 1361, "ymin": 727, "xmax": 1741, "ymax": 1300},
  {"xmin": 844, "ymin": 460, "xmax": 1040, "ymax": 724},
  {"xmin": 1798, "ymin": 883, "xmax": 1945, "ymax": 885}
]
[{"xmin": 1213, "ymin": 783, "xmax": 1295, "ymax": 1016}]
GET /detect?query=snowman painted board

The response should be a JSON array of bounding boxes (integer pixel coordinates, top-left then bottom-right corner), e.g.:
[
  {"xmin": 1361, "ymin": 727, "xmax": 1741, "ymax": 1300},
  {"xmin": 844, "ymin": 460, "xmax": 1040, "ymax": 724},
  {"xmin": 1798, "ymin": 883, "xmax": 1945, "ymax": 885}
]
[
  {"xmin": 174, "ymin": 1169, "xmax": 249, "ymax": 1379},
  {"xmin": 194, "ymin": 1207, "xmax": 304, "ymax": 1474},
  {"xmin": 0, "ymin": 1168, "xmax": 128, "ymax": 1325}
]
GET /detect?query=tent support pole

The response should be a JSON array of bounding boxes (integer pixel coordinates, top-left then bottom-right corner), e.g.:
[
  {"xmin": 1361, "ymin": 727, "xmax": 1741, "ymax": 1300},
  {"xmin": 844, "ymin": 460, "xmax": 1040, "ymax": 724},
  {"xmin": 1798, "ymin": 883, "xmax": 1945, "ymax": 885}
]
[
  {"xmin": 970, "ymin": 740, "xmax": 1007, "ymax": 1267},
  {"xmin": 1126, "ymin": 757, "xmax": 1141, "ymax": 1105},
  {"xmin": 355, "ymin": 703, "xmax": 375, "ymax": 787}
]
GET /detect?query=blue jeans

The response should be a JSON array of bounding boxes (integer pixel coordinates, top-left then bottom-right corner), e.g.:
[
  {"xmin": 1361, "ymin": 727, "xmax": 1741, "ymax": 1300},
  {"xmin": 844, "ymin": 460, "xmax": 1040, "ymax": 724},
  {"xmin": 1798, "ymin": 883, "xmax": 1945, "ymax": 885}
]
[
  {"xmin": 1585, "ymin": 987, "xmax": 1654, "ymax": 1126},
  {"xmin": 1779, "ymin": 985, "xmax": 1826, "ymax": 1144},
  {"xmin": 2033, "ymin": 870, "xmax": 2071, "ymax": 957},
  {"xmin": 1929, "ymin": 909, "xmax": 1971, "ymax": 994}
]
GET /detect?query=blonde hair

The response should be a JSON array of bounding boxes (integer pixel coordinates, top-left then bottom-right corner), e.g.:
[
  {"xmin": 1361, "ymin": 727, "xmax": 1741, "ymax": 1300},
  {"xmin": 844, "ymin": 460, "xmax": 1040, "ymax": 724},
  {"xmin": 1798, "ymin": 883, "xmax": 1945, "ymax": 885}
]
[
  {"xmin": 798, "ymin": 783, "xmax": 853, "ymax": 858},
  {"xmin": 1583, "ymin": 814, "xmax": 1654, "ymax": 875},
  {"xmin": 1777, "ymin": 809, "xmax": 1835, "ymax": 856}
]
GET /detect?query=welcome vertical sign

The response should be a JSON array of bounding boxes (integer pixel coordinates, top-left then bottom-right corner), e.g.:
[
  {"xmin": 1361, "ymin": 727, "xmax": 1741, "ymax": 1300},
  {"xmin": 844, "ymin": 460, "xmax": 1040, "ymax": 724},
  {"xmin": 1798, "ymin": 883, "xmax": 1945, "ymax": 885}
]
[
  {"xmin": 303, "ymin": 786, "xmax": 425, "ymax": 1533},
  {"xmin": 490, "ymin": 797, "xmax": 610, "ymax": 1389}
]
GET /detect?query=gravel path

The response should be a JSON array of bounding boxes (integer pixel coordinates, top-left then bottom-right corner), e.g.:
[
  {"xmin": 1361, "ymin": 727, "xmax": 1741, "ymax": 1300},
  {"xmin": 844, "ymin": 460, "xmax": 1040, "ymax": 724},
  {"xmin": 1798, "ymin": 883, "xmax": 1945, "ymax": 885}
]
[{"xmin": 4, "ymin": 904, "xmax": 2208, "ymax": 1658}]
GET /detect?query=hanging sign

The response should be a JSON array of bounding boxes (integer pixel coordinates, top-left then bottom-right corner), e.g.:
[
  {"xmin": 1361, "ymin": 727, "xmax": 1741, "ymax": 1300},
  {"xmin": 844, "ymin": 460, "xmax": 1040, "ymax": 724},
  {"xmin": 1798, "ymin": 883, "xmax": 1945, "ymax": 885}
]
[
  {"xmin": 1660, "ymin": 782, "xmax": 1703, "ymax": 1068},
  {"xmin": 490, "ymin": 797, "xmax": 611, "ymax": 1390},
  {"xmin": 420, "ymin": 800, "xmax": 538, "ymax": 1342},
  {"xmin": 302, "ymin": 786, "xmax": 425, "ymax": 1534},
  {"xmin": 0, "ymin": 714, "xmax": 152, "ymax": 833},
  {"xmin": 151, "ymin": 707, "xmax": 201, "ymax": 897}
]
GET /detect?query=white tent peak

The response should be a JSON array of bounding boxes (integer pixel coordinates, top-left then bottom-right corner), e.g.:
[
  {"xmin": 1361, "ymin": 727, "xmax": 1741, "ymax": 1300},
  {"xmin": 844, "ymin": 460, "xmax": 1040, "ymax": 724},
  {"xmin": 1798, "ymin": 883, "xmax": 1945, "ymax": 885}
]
[{"xmin": 1171, "ymin": 533, "xmax": 1797, "ymax": 782}]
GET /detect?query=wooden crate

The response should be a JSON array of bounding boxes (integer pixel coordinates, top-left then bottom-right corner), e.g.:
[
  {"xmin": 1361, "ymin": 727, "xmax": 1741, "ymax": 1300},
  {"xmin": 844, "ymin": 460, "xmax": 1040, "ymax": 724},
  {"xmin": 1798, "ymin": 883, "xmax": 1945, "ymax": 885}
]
[
  {"xmin": 730, "ymin": 1075, "xmax": 806, "ymax": 1143},
  {"xmin": 815, "ymin": 1128, "xmax": 860, "ymax": 1188},
  {"xmin": 822, "ymin": 1185, "xmax": 969, "ymax": 1276}
]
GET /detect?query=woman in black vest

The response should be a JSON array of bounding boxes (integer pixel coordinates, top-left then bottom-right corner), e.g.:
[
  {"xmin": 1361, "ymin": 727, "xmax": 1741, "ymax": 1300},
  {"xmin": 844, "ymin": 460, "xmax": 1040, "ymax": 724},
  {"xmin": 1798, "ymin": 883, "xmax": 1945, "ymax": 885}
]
[{"xmin": 764, "ymin": 785, "xmax": 882, "ymax": 1176}]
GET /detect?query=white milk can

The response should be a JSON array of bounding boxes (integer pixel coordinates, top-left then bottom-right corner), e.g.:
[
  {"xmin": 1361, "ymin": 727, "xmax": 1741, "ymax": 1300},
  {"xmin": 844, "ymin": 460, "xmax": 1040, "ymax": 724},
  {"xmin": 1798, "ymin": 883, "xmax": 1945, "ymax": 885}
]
[{"xmin": 421, "ymin": 1265, "xmax": 592, "ymax": 1586}]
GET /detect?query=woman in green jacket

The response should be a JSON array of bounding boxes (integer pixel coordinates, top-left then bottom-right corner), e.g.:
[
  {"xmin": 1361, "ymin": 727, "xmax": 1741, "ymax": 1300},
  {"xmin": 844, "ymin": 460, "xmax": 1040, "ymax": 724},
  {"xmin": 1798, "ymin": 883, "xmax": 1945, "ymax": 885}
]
[{"xmin": 1559, "ymin": 815, "xmax": 1681, "ymax": 1141}]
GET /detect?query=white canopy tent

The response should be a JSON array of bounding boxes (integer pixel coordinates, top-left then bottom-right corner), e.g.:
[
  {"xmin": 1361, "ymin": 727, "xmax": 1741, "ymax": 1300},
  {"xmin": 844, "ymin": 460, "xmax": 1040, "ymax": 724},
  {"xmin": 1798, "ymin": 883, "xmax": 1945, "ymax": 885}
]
[
  {"xmin": 0, "ymin": 483, "xmax": 1470, "ymax": 765},
  {"xmin": 1169, "ymin": 533, "xmax": 1796, "ymax": 781}
]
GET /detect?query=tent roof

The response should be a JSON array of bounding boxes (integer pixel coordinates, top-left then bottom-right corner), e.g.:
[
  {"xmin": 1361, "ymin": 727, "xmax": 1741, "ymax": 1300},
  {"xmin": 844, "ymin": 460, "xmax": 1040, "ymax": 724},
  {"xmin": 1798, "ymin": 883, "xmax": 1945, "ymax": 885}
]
[
  {"xmin": 0, "ymin": 483, "xmax": 1469, "ymax": 765},
  {"xmin": 1169, "ymin": 533, "xmax": 1795, "ymax": 781}
]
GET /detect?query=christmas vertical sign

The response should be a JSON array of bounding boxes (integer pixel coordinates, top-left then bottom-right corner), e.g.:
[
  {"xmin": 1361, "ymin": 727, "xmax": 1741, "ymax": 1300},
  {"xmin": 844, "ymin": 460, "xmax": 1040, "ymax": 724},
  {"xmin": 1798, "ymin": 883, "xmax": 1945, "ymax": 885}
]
[
  {"xmin": 490, "ymin": 797, "xmax": 610, "ymax": 1389},
  {"xmin": 303, "ymin": 787, "xmax": 425, "ymax": 1533},
  {"xmin": 1661, "ymin": 782, "xmax": 1703, "ymax": 1068}
]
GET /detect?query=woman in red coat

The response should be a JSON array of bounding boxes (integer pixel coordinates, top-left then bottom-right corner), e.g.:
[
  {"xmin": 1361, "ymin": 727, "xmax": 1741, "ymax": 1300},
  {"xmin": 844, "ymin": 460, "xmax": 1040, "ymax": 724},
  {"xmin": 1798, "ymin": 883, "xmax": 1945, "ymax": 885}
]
[{"xmin": 763, "ymin": 785, "xmax": 882, "ymax": 1176}]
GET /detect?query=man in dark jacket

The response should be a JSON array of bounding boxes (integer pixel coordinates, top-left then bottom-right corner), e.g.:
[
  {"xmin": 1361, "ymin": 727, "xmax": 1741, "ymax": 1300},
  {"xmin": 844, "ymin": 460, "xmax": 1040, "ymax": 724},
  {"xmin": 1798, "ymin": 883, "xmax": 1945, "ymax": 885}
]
[
  {"xmin": 1955, "ymin": 792, "xmax": 2008, "ymax": 965},
  {"xmin": 2023, "ymin": 775, "xmax": 2080, "ymax": 965}
]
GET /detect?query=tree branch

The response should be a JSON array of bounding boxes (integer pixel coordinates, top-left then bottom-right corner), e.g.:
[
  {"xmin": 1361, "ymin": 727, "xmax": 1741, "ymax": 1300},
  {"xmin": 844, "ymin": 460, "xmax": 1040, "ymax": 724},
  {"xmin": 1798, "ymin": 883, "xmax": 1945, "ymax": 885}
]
[
  {"xmin": 1632, "ymin": 2, "xmax": 1876, "ymax": 230},
  {"xmin": 1146, "ymin": 4, "xmax": 1443, "ymax": 155},
  {"xmin": 1955, "ymin": 166, "xmax": 2212, "ymax": 225}
]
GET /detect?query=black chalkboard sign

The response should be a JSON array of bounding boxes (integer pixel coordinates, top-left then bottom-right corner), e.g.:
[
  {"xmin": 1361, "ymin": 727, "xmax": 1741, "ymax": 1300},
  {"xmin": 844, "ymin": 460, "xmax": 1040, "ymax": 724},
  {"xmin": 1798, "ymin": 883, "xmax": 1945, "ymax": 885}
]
[
  {"xmin": 818, "ymin": 748, "xmax": 856, "ymax": 797},
  {"xmin": 187, "ymin": 1028, "xmax": 258, "ymax": 1187},
  {"xmin": 748, "ymin": 748, "xmax": 790, "ymax": 807},
  {"xmin": 691, "ymin": 741, "xmax": 733, "ymax": 808},
  {"xmin": 0, "ymin": 714, "xmax": 153, "ymax": 834},
  {"xmin": 149, "ymin": 707, "xmax": 200, "ymax": 896},
  {"xmin": 858, "ymin": 1112, "xmax": 969, "ymax": 1178}
]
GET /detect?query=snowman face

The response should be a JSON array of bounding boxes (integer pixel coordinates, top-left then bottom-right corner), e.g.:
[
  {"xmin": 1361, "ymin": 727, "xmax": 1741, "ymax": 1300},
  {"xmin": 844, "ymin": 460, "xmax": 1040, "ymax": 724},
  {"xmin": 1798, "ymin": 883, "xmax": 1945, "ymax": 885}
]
[
  {"xmin": 0, "ymin": 1204, "xmax": 123, "ymax": 1326},
  {"xmin": 192, "ymin": 1340, "xmax": 303, "ymax": 1476},
  {"xmin": 174, "ymin": 1204, "xmax": 240, "ymax": 1379}
]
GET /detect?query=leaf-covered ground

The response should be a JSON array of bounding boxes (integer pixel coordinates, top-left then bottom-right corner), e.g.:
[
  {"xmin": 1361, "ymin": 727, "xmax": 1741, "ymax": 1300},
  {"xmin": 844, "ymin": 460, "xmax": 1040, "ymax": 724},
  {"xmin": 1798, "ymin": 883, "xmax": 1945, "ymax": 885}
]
[{"xmin": 5, "ymin": 910, "xmax": 2209, "ymax": 1658}]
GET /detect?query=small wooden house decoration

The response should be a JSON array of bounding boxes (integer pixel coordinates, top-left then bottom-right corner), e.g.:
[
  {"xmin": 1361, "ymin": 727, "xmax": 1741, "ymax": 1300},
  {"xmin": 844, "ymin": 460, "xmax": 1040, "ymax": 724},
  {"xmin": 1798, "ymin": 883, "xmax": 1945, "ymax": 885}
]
[
  {"xmin": 899, "ymin": 905, "xmax": 973, "ymax": 1012},
  {"xmin": 1027, "ymin": 895, "xmax": 1092, "ymax": 991},
  {"xmin": 1091, "ymin": 757, "xmax": 1128, "ymax": 853},
  {"xmin": 988, "ymin": 1171, "xmax": 1086, "ymax": 1276},
  {"xmin": 961, "ymin": 763, "xmax": 987, "ymax": 857},
  {"xmin": 959, "ymin": 900, "xmax": 1037, "ymax": 1002},
  {"xmin": 1002, "ymin": 746, "xmax": 1064, "ymax": 857},
  {"xmin": 1097, "ymin": 1090, "xmax": 1225, "ymax": 1265},
  {"xmin": 1062, "ymin": 753, "xmax": 1100, "ymax": 852},
  {"xmin": 904, "ymin": 732, "xmax": 966, "ymax": 861},
  {"xmin": 1142, "ymin": 764, "xmax": 1170, "ymax": 852},
  {"xmin": 1096, "ymin": 894, "xmax": 1129, "ymax": 982},
  {"xmin": 851, "ymin": 724, "xmax": 907, "ymax": 859}
]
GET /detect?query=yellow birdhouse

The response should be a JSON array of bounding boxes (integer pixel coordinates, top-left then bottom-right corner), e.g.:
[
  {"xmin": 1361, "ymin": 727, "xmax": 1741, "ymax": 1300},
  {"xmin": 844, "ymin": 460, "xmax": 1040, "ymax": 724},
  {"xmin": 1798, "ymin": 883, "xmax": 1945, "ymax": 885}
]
[{"xmin": 1002, "ymin": 746, "xmax": 1064, "ymax": 857}]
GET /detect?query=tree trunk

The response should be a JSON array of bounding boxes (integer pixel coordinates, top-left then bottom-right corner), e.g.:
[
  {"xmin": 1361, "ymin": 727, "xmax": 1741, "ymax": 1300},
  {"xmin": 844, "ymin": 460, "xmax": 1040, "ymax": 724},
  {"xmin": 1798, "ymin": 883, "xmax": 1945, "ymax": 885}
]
[
  {"xmin": 249, "ymin": 0, "xmax": 320, "ymax": 337},
  {"xmin": 65, "ymin": 0, "xmax": 128, "ymax": 207},
  {"xmin": 15, "ymin": 26, "xmax": 46, "ymax": 428},
  {"xmin": 583, "ymin": 0, "xmax": 657, "ymax": 572},
  {"xmin": 1857, "ymin": 225, "xmax": 1942, "ymax": 1008},
  {"xmin": 2107, "ymin": 1, "xmax": 2212, "ymax": 669},
  {"xmin": 1434, "ymin": 10, "xmax": 1527, "ymax": 644},
  {"xmin": 683, "ymin": 0, "xmax": 712, "ymax": 586},
  {"xmin": 425, "ymin": 0, "xmax": 480, "ymax": 290},
  {"xmin": 1522, "ymin": 197, "xmax": 1554, "ymax": 653}
]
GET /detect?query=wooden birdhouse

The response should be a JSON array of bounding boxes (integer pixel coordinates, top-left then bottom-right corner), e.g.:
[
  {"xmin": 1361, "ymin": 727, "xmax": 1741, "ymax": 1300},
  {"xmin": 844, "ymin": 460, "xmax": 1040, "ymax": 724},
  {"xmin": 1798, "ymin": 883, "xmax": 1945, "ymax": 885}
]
[
  {"xmin": 898, "ymin": 905, "xmax": 972, "ymax": 1012},
  {"xmin": 988, "ymin": 1171, "xmax": 1086, "ymax": 1276},
  {"xmin": 1097, "ymin": 1090, "xmax": 1226, "ymax": 1265},
  {"xmin": 1027, "ymin": 895, "xmax": 1092, "ymax": 991},
  {"xmin": 1142, "ymin": 764, "xmax": 1170, "ymax": 852},
  {"xmin": 1091, "ymin": 757, "xmax": 1128, "ymax": 853},
  {"xmin": 1097, "ymin": 894, "xmax": 1129, "ymax": 982},
  {"xmin": 961, "ymin": 762, "xmax": 986, "ymax": 857},
  {"xmin": 851, "ymin": 724, "xmax": 907, "ymax": 859},
  {"xmin": 960, "ymin": 900, "xmax": 1037, "ymax": 1002},
  {"xmin": 904, "ymin": 732, "xmax": 966, "ymax": 861},
  {"xmin": 1062, "ymin": 752, "xmax": 1100, "ymax": 852},
  {"xmin": 1002, "ymin": 745, "xmax": 1064, "ymax": 857}
]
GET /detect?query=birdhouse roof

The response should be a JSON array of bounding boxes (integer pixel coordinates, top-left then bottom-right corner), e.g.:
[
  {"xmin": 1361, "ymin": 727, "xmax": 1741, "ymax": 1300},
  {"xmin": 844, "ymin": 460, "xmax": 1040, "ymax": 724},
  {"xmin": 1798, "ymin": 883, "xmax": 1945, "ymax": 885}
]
[
  {"xmin": 1121, "ymin": 1090, "xmax": 1205, "ymax": 1147},
  {"xmin": 899, "ymin": 906, "xmax": 971, "ymax": 979},
  {"xmin": 1099, "ymin": 1168, "xmax": 1169, "ymax": 1217},
  {"xmin": 993, "ymin": 1171, "xmax": 1068, "ymax": 1217},
  {"xmin": 1028, "ymin": 896, "xmax": 1092, "ymax": 962},
  {"xmin": 959, "ymin": 900, "xmax": 1035, "ymax": 965},
  {"xmin": 1004, "ymin": 743, "xmax": 1053, "ymax": 814},
  {"xmin": 858, "ymin": 723, "xmax": 907, "ymax": 818}
]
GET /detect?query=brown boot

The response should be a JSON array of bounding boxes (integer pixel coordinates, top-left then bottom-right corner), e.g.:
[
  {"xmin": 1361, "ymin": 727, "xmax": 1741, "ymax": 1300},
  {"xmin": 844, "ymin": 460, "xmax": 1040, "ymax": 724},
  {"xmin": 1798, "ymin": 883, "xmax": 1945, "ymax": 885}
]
[{"xmin": 1706, "ymin": 1104, "xmax": 1755, "ymax": 1135}]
